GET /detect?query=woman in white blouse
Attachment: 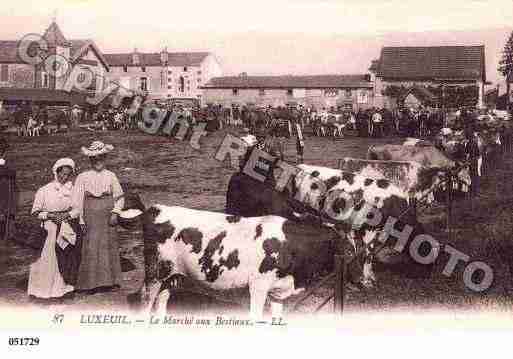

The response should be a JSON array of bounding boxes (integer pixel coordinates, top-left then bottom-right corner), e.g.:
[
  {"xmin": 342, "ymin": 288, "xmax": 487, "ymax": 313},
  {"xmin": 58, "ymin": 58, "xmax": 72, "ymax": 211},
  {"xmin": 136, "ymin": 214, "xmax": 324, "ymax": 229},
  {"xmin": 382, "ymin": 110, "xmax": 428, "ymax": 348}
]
[
  {"xmin": 29, "ymin": 158, "xmax": 77, "ymax": 301},
  {"xmin": 71, "ymin": 141, "xmax": 124, "ymax": 294}
]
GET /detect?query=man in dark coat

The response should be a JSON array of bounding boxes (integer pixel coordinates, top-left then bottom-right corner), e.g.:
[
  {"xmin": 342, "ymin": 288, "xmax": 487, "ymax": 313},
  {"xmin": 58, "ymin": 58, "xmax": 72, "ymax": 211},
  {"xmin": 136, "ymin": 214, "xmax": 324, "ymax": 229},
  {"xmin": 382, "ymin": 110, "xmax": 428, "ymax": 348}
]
[{"xmin": 0, "ymin": 137, "xmax": 16, "ymax": 240}]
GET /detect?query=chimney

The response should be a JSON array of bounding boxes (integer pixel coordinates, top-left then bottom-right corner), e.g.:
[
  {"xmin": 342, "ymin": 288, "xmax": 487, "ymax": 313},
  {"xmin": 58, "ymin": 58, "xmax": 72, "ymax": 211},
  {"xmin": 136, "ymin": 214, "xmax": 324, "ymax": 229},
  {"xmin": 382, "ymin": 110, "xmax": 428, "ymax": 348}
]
[
  {"xmin": 132, "ymin": 48, "xmax": 140, "ymax": 65},
  {"xmin": 160, "ymin": 47, "xmax": 168, "ymax": 65}
]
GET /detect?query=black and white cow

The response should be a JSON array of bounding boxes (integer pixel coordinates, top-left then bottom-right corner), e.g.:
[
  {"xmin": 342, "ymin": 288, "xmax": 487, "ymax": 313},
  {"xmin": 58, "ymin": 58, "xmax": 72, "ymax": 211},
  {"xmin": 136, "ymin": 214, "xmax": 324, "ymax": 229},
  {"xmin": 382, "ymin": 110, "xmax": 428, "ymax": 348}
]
[
  {"xmin": 293, "ymin": 164, "xmax": 430, "ymax": 279},
  {"xmin": 120, "ymin": 193, "xmax": 365, "ymax": 319},
  {"xmin": 226, "ymin": 162, "xmax": 432, "ymax": 288}
]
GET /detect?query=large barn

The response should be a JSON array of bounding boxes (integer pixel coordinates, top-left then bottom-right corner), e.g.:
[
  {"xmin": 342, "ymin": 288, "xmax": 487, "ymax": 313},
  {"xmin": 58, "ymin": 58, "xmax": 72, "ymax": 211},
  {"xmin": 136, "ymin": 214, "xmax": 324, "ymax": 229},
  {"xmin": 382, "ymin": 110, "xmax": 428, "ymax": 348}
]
[{"xmin": 369, "ymin": 45, "xmax": 488, "ymax": 109}]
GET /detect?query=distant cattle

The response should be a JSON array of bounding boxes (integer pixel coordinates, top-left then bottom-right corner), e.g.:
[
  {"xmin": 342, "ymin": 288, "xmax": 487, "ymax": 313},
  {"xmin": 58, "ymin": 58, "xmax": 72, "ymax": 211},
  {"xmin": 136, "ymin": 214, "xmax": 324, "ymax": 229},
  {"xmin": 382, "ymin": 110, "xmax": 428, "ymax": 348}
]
[
  {"xmin": 367, "ymin": 144, "xmax": 471, "ymax": 194},
  {"xmin": 121, "ymin": 193, "xmax": 362, "ymax": 319}
]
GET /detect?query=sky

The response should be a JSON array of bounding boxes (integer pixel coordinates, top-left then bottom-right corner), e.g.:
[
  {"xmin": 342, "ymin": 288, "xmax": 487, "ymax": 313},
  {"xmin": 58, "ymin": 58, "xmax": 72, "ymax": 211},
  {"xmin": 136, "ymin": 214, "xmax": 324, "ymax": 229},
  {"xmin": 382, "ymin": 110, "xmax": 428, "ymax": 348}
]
[{"xmin": 2, "ymin": 0, "xmax": 513, "ymax": 87}]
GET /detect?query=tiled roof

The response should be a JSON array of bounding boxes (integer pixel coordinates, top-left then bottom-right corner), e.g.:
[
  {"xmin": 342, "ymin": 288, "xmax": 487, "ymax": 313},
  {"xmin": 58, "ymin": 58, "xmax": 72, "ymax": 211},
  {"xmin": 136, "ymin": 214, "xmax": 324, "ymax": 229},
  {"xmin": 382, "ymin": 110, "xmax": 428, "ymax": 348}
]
[
  {"xmin": 103, "ymin": 52, "xmax": 210, "ymax": 67},
  {"xmin": 70, "ymin": 39, "xmax": 90, "ymax": 57},
  {"xmin": 0, "ymin": 41, "xmax": 21, "ymax": 63},
  {"xmin": 69, "ymin": 39, "xmax": 110, "ymax": 71},
  {"xmin": 0, "ymin": 88, "xmax": 88, "ymax": 104},
  {"xmin": 374, "ymin": 46, "xmax": 486, "ymax": 81},
  {"xmin": 42, "ymin": 21, "xmax": 68, "ymax": 46},
  {"xmin": 203, "ymin": 75, "xmax": 372, "ymax": 89}
]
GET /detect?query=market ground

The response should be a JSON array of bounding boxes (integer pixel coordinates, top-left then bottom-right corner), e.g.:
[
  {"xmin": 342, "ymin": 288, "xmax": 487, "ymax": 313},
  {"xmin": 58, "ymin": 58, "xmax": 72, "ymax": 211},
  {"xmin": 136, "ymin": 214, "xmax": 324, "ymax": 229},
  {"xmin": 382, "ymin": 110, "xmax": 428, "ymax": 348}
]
[{"xmin": 2, "ymin": 126, "xmax": 513, "ymax": 315}]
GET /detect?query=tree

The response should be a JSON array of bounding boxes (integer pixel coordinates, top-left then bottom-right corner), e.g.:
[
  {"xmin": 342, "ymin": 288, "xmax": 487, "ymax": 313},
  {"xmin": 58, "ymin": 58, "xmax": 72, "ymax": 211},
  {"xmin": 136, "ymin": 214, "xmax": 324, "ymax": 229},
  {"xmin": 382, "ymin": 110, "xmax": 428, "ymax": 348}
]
[
  {"xmin": 382, "ymin": 85, "xmax": 409, "ymax": 106},
  {"xmin": 498, "ymin": 30, "xmax": 513, "ymax": 109}
]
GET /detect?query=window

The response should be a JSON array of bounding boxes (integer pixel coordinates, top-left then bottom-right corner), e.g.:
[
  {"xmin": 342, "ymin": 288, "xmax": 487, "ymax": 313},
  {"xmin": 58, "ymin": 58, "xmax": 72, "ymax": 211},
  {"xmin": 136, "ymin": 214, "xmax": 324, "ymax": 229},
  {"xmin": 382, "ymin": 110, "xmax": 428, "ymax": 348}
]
[
  {"xmin": 232, "ymin": 89, "xmax": 239, "ymax": 96},
  {"xmin": 357, "ymin": 90, "xmax": 369, "ymax": 104},
  {"xmin": 197, "ymin": 78, "xmax": 201, "ymax": 83},
  {"xmin": 141, "ymin": 66, "xmax": 146, "ymax": 72},
  {"xmin": 140, "ymin": 77, "xmax": 148, "ymax": 91},
  {"xmin": 286, "ymin": 89, "xmax": 293, "ymax": 96},
  {"xmin": 197, "ymin": 70, "xmax": 202, "ymax": 75},
  {"xmin": 0, "ymin": 64, "xmax": 8, "ymax": 82},
  {"xmin": 179, "ymin": 76, "xmax": 185, "ymax": 93},
  {"xmin": 41, "ymin": 71, "xmax": 49, "ymax": 88},
  {"xmin": 259, "ymin": 89, "xmax": 266, "ymax": 96},
  {"xmin": 168, "ymin": 85, "xmax": 172, "ymax": 89},
  {"xmin": 168, "ymin": 70, "xmax": 172, "ymax": 74},
  {"xmin": 183, "ymin": 67, "xmax": 188, "ymax": 72},
  {"xmin": 345, "ymin": 89, "xmax": 352, "ymax": 98},
  {"xmin": 77, "ymin": 72, "xmax": 86, "ymax": 84},
  {"xmin": 123, "ymin": 65, "xmax": 127, "ymax": 72},
  {"xmin": 324, "ymin": 89, "xmax": 338, "ymax": 97}
]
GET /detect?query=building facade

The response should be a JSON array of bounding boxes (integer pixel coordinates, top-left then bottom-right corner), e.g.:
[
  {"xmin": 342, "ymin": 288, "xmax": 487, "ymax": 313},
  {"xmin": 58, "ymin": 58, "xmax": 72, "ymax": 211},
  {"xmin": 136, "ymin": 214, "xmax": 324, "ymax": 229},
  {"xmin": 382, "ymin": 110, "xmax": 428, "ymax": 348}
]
[
  {"xmin": 0, "ymin": 21, "xmax": 222, "ymax": 106},
  {"xmin": 0, "ymin": 22, "xmax": 109, "ymax": 95},
  {"xmin": 201, "ymin": 74, "xmax": 374, "ymax": 111},
  {"xmin": 369, "ymin": 45, "xmax": 487, "ymax": 109},
  {"xmin": 104, "ymin": 50, "xmax": 222, "ymax": 103}
]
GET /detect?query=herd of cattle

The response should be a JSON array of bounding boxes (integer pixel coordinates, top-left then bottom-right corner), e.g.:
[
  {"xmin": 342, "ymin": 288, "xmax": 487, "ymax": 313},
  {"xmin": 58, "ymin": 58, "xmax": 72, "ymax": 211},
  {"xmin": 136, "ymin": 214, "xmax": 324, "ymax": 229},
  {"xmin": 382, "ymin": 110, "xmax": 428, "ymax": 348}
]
[{"xmin": 116, "ymin": 116, "xmax": 512, "ymax": 319}]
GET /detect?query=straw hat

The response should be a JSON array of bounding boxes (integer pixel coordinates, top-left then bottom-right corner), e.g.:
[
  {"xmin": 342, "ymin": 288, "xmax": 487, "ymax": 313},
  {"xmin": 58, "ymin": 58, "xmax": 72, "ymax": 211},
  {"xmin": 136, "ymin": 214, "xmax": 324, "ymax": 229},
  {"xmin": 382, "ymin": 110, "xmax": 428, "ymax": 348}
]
[{"xmin": 81, "ymin": 141, "xmax": 114, "ymax": 157}]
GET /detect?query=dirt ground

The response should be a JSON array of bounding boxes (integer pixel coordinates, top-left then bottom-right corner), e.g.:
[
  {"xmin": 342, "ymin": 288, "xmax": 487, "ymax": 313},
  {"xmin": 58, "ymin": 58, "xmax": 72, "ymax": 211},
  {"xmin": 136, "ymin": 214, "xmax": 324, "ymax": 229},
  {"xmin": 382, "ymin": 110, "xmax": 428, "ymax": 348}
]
[{"xmin": 2, "ymin": 126, "xmax": 513, "ymax": 315}]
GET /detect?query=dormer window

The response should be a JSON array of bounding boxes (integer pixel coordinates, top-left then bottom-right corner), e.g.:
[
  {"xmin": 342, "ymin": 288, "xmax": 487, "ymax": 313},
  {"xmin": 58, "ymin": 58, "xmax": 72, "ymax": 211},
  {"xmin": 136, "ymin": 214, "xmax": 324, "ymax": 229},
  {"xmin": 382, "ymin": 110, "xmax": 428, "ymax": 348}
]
[
  {"xmin": 132, "ymin": 51, "xmax": 140, "ymax": 65},
  {"xmin": 141, "ymin": 66, "xmax": 146, "ymax": 72},
  {"xmin": 123, "ymin": 65, "xmax": 127, "ymax": 72},
  {"xmin": 183, "ymin": 67, "xmax": 188, "ymax": 72}
]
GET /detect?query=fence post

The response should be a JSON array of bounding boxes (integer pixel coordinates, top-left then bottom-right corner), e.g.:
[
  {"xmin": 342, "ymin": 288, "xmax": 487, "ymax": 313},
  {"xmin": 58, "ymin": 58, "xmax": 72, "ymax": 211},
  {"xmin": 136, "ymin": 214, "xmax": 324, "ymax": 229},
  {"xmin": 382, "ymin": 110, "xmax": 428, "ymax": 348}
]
[
  {"xmin": 334, "ymin": 254, "xmax": 345, "ymax": 316},
  {"xmin": 446, "ymin": 174, "xmax": 452, "ymax": 243}
]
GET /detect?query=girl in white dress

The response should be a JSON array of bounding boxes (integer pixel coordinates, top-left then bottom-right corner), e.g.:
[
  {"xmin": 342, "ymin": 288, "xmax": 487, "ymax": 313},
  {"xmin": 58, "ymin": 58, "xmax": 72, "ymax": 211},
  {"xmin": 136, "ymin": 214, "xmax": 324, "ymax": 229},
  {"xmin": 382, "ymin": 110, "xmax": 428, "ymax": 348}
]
[{"xmin": 28, "ymin": 158, "xmax": 78, "ymax": 301}]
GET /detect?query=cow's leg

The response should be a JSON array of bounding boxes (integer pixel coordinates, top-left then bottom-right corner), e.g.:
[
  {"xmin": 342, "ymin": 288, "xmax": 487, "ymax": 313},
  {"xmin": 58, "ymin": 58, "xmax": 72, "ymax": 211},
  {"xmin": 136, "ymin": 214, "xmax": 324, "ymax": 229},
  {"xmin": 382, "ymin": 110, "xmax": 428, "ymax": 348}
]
[
  {"xmin": 270, "ymin": 300, "xmax": 284, "ymax": 318},
  {"xmin": 139, "ymin": 280, "xmax": 163, "ymax": 315},
  {"xmin": 155, "ymin": 288, "xmax": 170, "ymax": 316},
  {"xmin": 249, "ymin": 279, "xmax": 272, "ymax": 320}
]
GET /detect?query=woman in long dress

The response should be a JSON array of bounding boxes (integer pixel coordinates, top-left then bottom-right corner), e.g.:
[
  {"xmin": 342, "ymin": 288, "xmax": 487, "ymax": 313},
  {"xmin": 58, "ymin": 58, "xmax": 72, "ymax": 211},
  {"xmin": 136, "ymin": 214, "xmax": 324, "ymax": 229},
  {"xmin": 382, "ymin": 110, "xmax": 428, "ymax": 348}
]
[
  {"xmin": 28, "ymin": 158, "xmax": 78, "ymax": 301},
  {"xmin": 71, "ymin": 141, "xmax": 124, "ymax": 294}
]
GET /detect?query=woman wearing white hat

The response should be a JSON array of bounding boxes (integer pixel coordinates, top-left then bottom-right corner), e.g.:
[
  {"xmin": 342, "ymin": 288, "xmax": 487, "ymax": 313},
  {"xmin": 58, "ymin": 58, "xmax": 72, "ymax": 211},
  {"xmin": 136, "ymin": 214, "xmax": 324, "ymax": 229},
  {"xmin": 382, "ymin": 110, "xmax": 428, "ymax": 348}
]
[
  {"xmin": 29, "ymin": 158, "xmax": 78, "ymax": 302},
  {"xmin": 70, "ymin": 141, "xmax": 124, "ymax": 294}
]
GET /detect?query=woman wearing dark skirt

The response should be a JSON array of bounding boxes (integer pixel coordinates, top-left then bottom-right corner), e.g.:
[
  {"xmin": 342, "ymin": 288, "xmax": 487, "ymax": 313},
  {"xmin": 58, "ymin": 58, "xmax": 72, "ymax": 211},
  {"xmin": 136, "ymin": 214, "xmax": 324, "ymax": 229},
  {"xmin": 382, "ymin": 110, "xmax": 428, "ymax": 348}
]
[{"xmin": 71, "ymin": 141, "xmax": 124, "ymax": 294}]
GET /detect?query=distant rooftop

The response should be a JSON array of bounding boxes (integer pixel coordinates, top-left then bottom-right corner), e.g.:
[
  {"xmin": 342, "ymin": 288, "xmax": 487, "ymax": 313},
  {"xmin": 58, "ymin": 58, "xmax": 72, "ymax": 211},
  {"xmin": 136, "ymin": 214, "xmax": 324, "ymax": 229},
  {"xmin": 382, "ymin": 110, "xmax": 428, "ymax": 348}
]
[
  {"xmin": 203, "ymin": 74, "xmax": 373, "ymax": 89},
  {"xmin": 103, "ymin": 52, "xmax": 211, "ymax": 67},
  {"xmin": 372, "ymin": 45, "xmax": 486, "ymax": 82}
]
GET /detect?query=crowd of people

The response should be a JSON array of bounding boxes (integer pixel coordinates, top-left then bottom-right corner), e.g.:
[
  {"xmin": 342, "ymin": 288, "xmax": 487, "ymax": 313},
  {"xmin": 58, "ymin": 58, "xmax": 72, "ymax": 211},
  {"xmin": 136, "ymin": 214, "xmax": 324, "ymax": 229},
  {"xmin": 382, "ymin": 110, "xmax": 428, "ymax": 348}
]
[{"xmin": 3, "ymin": 98, "xmax": 508, "ymax": 142}]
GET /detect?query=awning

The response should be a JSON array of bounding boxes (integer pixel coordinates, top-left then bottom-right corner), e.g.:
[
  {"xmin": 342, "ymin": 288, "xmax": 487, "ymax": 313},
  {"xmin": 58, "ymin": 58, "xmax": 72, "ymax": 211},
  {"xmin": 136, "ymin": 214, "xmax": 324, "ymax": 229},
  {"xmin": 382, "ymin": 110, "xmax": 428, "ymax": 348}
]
[{"xmin": 0, "ymin": 88, "xmax": 89, "ymax": 105}]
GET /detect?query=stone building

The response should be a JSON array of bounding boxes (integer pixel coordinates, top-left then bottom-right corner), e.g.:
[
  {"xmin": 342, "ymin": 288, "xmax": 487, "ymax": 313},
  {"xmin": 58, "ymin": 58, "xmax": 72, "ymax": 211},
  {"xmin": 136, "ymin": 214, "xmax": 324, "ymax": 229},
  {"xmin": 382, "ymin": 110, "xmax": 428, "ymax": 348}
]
[
  {"xmin": 201, "ymin": 74, "xmax": 374, "ymax": 111},
  {"xmin": 369, "ymin": 45, "xmax": 488, "ymax": 108},
  {"xmin": 103, "ymin": 50, "xmax": 222, "ymax": 103},
  {"xmin": 0, "ymin": 21, "xmax": 109, "ymax": 94},
  {"xmin": 0, "ymin": 21, "xmax": 222, "ymax": 106}
]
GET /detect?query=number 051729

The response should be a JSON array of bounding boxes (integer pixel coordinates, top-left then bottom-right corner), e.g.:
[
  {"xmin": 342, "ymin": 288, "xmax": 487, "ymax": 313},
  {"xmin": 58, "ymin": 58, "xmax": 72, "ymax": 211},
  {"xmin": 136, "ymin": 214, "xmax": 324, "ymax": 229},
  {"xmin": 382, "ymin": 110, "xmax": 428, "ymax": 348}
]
[{"xmin": 8, "ymin": 337, "xmax": 40, "ymax": 346}]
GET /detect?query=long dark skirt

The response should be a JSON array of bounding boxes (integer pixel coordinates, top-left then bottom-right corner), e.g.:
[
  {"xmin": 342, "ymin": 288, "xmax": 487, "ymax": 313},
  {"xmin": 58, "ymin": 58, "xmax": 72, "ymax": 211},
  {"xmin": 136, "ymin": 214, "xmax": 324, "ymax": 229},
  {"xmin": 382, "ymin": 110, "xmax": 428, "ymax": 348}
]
[{"xmin": 77, "ymin": 196, "xmax": 122, "ymax": 290}]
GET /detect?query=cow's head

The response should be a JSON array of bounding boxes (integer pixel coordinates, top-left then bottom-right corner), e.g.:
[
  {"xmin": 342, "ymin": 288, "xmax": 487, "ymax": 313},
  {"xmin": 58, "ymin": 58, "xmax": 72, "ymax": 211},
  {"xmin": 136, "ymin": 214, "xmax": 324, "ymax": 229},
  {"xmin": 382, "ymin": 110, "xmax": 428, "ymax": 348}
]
[
  {"xmin": 292, "ymin": 169, "xmax": 391, "ymax": 289},
  {"xmin": 118, "ymin": 191, "xmax": 146, "ymax": 230}
]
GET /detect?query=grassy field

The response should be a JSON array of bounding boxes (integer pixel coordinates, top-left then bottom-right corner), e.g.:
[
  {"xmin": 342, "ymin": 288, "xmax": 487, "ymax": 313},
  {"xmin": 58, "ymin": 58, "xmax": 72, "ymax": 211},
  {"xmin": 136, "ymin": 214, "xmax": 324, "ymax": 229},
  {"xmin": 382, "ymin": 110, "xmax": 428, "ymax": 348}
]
[{"xmin": 2, "ymin": 126, "xmax": 513, "ymax": 315}]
